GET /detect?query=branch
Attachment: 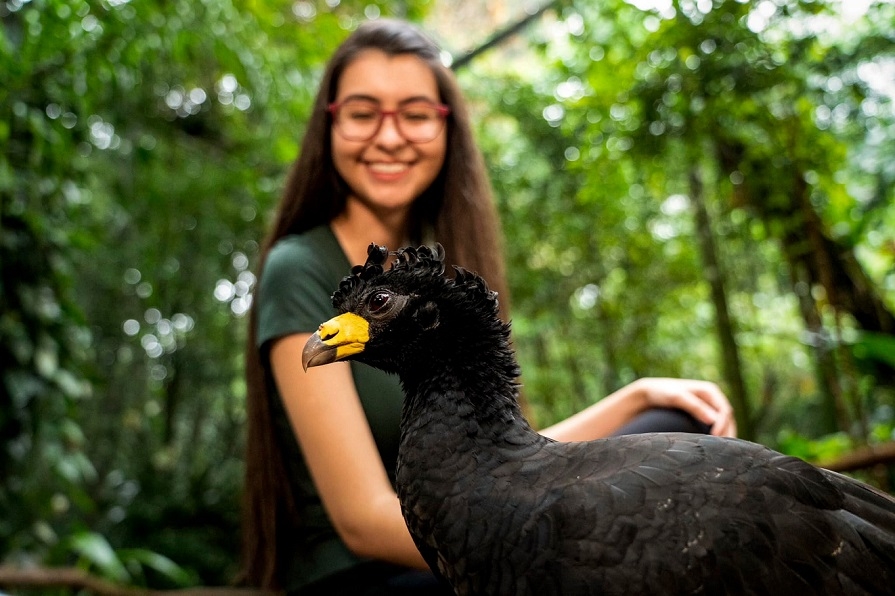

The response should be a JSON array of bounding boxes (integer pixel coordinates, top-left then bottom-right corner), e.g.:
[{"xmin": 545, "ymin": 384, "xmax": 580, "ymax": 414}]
[
  {"xmin": 450, "ymin": 0, "xmax": 561, "ymax": 70},
  {"xmin": 818, "ymin": 440, "xmax": 895, "ymax": 473},
  {"xmin": 0, "ymin": 566, "xmax": 280, "ymax": 596}
]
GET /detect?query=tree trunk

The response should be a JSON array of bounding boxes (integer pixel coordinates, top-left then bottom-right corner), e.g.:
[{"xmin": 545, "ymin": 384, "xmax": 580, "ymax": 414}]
[
  {"xmin": 713, "ymin": 134, "xmax": 893, "ymax": 438},
  {"xmin": 791, "ymin": 262, "xmax": 847, "ymax": 435},
  {"xmin": 689, "ymin": 165, "xmax": 754, "ymax": 439},
  {"xmin": 714, "ymin": 137, "xmax": 895, "ymax": 337}
]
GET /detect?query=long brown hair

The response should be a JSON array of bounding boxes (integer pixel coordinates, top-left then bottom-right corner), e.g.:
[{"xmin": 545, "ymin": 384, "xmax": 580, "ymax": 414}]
[{"xmin": 240, "ymin": 19, "xmax": 508, "ymax": 589}]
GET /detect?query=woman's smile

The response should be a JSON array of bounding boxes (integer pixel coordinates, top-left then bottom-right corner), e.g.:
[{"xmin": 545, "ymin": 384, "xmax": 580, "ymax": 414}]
[{"xmin": 366, "ymin": 161, "xmax": 411, "ymax": 178}]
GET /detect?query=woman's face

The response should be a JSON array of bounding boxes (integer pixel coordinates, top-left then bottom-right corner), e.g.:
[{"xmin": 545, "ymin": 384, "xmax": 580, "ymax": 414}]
[{"xmin": 331, "ymin": 49, "xmax": 447, "ymax": 218}]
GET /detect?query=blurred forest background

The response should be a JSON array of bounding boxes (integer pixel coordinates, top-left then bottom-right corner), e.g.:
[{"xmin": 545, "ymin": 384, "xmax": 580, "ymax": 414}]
[{"xmin": 2, "ymin": 0, "xmax": 894, "ymax": 591}]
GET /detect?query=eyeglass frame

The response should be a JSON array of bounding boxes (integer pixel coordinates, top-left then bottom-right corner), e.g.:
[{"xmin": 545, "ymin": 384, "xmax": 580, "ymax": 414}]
[{"xmin": 327, "ymin": 99, "xmax": 452, "ymax": 143}]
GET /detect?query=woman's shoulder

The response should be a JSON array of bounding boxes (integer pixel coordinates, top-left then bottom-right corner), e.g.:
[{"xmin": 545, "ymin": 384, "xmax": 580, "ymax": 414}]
[
  {"xmin": 256, "ymin": 226, "xmax": 348, "ymax": 343},
  {"xmin": 264, "ymin": 226, "xmax": 346, "ymax": 280},
  {"xmin": 268, "ymin": 226, "xmax": 339, "ymax": 266}
]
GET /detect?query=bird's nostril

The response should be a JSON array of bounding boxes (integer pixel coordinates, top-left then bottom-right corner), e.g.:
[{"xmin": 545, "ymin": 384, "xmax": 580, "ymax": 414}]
[{"xmin": 316, "ymin": 323, "xmax": 338, "ymax": 342}]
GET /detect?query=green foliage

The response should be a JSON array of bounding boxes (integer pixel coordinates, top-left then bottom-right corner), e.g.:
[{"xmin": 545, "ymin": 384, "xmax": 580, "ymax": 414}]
[
  {"xmin": 69, "ymin": 532, "xmax": 132, "ymax": 585},
  {"xmin": 776, "ymin": 429, "xmax": 854, "ymax": 463},
  {"xmin": 65, "ymin": 531, "xmax": 194, "ymax": 587},
  {"xmin": 851, "ymin": 330, "xmax": 895, "ymax": 370},
  {"xmin": 464, "ymin": 0, "xmax": 895, "ymax": 442}
]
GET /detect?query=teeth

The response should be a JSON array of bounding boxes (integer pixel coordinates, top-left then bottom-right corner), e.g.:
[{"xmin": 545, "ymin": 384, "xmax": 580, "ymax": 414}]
[{"xmin": 369, "ymin": 162, "xmax": 408, "ymax": 174}]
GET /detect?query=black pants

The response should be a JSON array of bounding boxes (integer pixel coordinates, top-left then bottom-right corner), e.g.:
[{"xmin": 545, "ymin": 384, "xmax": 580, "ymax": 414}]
[
  {"xmin": 297, "ymin": 408, "xmax": 709, "ymax": 595},
  {"xmin": 295, "ymin": 562, "xmax": 452, "ymax": 596},
  {"xmin": 611, "ymin": 406, "xmax": 712, "ymax": 436}
]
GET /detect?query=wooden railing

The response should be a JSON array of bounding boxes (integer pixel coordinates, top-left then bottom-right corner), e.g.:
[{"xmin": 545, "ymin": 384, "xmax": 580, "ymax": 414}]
[
  {"xmin": 0, "ymin": 566, "xmax": 279, "ymax": 596},
  {"xmin": 817, "ymin": 440, "xmax": 895, "ymax": 477}
]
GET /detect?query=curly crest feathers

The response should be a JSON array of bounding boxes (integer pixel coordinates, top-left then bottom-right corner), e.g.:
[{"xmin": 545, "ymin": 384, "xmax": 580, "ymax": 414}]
[
  {"xmin": 453, "ymin": 265, "xmax": 499, "ymax": 312},
  {"xmin": 392, "ymin": 243, "xmax": 445, "ymax": 276},
  {"xmin": 330, "ymin": 243, "xmax": 499, "ymax": 313},
  {"xmin": 331, "ymin": 243, "xmax": 388, "ymax": 306}
]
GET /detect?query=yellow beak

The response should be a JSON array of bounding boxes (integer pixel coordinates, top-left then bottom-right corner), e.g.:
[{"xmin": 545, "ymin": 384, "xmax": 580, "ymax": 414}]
[{"xmin": 301, "ymin": 312, "xmax": 370, "ymax": 371}]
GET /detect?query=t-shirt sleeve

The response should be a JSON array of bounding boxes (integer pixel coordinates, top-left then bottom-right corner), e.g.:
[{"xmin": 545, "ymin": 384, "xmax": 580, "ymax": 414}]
[{"xmin": 256, "ymin": 239, "xmax": 339, "ymax": 349}]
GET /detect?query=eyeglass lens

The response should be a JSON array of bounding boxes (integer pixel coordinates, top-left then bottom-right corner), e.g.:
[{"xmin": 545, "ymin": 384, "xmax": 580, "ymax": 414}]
[{"xmin": 333, "ymin": 100, "xmax": 446, "ymax": 142}]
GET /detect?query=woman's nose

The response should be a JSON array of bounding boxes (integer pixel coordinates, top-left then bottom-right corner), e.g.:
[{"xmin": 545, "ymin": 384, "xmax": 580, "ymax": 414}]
[{"xmin": 373, "ymin": 113, "xmax": 406, "ymax": 146}]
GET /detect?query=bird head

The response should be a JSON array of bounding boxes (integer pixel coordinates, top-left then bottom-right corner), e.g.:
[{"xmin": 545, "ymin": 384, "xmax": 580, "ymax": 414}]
[{"xmin": 302, "ymin": 243, "xmax": 503, "ymax": 376}]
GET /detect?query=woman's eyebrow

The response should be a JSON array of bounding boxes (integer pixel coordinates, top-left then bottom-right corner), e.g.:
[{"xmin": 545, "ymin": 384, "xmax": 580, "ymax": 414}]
[{"xmin": 338, "ymin": 93, "xmax": 440, "ymax": 105}]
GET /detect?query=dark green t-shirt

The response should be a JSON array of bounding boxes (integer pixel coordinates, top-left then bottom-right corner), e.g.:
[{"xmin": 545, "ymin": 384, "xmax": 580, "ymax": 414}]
[{"xmin": 256, "ymin": 225, "xmax": 405, "ymax": 591}]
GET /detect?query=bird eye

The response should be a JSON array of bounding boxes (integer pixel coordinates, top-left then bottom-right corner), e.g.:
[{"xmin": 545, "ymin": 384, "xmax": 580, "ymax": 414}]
[{"xmin": 368, "ymin": 291, "xmax": 391, "ymax": 313}]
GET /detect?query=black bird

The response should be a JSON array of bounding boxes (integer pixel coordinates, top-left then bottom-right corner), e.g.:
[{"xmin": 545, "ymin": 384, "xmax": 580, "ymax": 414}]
[{"xmin": 302, "ymin": 243, "xmax": 895, "ymax": 596}]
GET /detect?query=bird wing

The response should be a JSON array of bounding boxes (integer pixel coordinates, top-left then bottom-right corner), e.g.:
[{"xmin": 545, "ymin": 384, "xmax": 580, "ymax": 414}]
[
  {"xmin": 404, "ymin": 430, "xmax": 895, "ymax": 595},
  {"xmin": 516, "ymin": 433, "xmax": 895, "ymax": 595}
]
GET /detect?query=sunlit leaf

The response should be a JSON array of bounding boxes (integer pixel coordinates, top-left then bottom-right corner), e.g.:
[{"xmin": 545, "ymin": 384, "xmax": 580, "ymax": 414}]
[
  {"xmin": 68, "ymin": 532, "xmax": 131, "ymax": 584},
  {"xmin": 117, "ymin": 548, "xmax": 197, "ymax": 586}
]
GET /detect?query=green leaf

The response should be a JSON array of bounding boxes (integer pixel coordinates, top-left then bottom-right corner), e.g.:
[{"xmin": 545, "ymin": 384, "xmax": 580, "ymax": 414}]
[
  {"xmin": 849, "ymin": 331, "xmax": 895, "ymax": 369},
  {"xmin": 68, "ymin": 531, "xmax": 131, "ymax": 584},
  {"xmin": 117, "ymin": 548, "xmax": 196, "ymax": 587}
]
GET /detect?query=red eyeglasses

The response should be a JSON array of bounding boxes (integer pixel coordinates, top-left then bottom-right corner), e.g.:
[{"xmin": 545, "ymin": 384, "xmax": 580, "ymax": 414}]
[{"xmin": 328, "ymin": 99, "xmax": 451, "ymax": 143}]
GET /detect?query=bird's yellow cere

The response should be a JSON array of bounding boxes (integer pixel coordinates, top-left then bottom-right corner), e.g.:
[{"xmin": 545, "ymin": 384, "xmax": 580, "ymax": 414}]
[{"xmin": 302, "ymin": 312, "xmax": 370, "ymax": 370}]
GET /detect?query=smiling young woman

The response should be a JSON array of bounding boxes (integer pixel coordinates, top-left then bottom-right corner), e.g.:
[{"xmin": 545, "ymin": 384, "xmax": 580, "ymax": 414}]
[{"xmin": 241, "ymin": 18, "xmax": 736, "ymax": 596}]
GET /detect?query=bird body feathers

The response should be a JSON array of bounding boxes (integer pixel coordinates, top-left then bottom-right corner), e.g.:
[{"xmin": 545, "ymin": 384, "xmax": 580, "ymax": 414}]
[
  {"xmin": 302, "ymin": 244, "xmax": 895, "ymax": 595},
  {"xmin": 401, "ymin": 420, "xmax": 895, "ymax": 594}
]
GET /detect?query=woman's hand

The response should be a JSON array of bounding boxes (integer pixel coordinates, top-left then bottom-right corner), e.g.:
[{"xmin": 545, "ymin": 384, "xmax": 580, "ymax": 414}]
[
  {"xmin": 539, "ymin": 377, "xmax": 737, "ymax": 441},
  {"xmin": 629, "ymin": 377, "xmax": 737, "ymax": 438}
]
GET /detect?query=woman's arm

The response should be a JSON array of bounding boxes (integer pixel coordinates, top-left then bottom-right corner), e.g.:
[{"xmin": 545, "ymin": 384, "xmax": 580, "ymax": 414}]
[
  {"xmin": 539, "ymin": 377, "xmax": 737, "ymax": 441},
  {"xmin": 270, "ymin": 333, "xmax": 429, "ymax": 570}
]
